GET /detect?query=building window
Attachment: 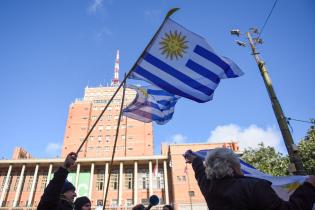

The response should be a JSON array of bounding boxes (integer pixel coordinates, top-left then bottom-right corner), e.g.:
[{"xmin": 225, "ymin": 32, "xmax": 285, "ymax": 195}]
[
  {"xmin": 105, "ymin": 135, "xmax": 110, "ymax": 143},
  {"xmin": 107, "ymin": 115, "xmax": 112, "ymax": 120},
  {"xmin": 121, "ymin": 135, "xmax": 126, "ymax": 141},
  {"xmin": 40, "ymin": 175, "xmax": 47, "ymax": 191},
  {"xmin": 153, "ymin": 169, "xmax": 164, "ymax": 189},
  {"xmin": 92, "ymin": 116, "xmax": 97, "ymax": 120},
  {"xmin": 111, "ymin": 199, "xmax": 118, "ymax": 207},
  {"xmin": 109, "ymin": 171, "xmax": 118, "ymax": 190},
  {"xmin": 27, "ymin": 175, "xmax": 34, "ymax": 191},
  {"xmin": 98, "ymin": 135, "xmax": 102, "ymax": 142},
  {"xmin": 98, "ymin": 126, "xmax": 104, "ymax": 131},
  {"xmin": 96, "ymin": 170, "xmax": 105, "ymax": 191},
  {"xmin": 106, "ymin": 125, "xmax": 111, "ymax": 131},
  {"xmin": 104, "ymin": 146, "xmax": 110, "ymax": 151},
  {"xmin": 90, "ymin": 136, "xmax": 94, "ymax": 141},
  {"xmin": 114, "ymin": 115, "xmax": 119, "ymax": 120},
  {"xmin": 13, "ymin": 176, "xmax": 20, "ymax": 191},
  {"xmin": 124, "ymin": 170, "xmax": 133, "ymax": 190},
  {"xmin": 141, "ymin": 199, "xmax": 149, "ymax": 205},
  {"xmin": 96, "ymin": 146, "xmax": 102, "ymax": 153},
  {"xmin": 189, "ymin": 191, "xmax": 195, "ymax": 197},
  {"xmin": 126, "ymin": 199, "xmax": 133, "ymax": 206},
  {"xmin": 138, "ymin": 169, "xmax": 149, "ymax": 189},
  {"xmin": 87, "ymin": 147, "xmax": 93, "ymax": 151}
]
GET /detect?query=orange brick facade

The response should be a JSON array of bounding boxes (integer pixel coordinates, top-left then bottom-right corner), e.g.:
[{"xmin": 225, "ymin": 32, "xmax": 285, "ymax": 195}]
[{"xmin": 0, "ymin": 84, "xmax": 239, "ymax": 210}]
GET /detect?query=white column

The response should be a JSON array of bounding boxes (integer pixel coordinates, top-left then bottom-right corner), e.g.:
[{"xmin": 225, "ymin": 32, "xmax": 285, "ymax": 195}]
[
  {"xmin": 0, "ymin": 165, "xmax": 12, "ymax": 207},
  {"xmin": 163, "ymin": 160, "xmax": 169, "ymax": 204},
  {"xmin": 88, "ymin": 163, "xmax": 94, "ymax": 199},
  {"xmin": 133, "ymin": 161, "xmax": 138, "ymax": 205},
  {"xmin": 13, "ymin": 164, "xmax": 26, "ymax": 207},
  {"xmin": 103, "ymin": 162, "xmax": 109, "ymax": 198},
  {"xmin": 75, "ymin": 163, "xmax": 80, "ymax": 189},
  {"xmin": 27, "ymin": 164, "xmax": 39, "ymax": 207},
  {"xmin": 149, "ymin": 160, "xmax": 153, "ymax": 196},
  {"xmin": 118, "ymin": 162, "xmax": 123, "ymax": 206},
  {"xmin": 46, "ymin": 164, "xmax": 53, "ymax": 187}
]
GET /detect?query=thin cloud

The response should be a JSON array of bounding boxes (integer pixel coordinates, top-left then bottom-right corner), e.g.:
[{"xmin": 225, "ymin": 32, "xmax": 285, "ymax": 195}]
[
  {"xmin": 96, "ymin": 26, "xmax": 112, "ymax": 39},
  {"xmin": 207, "ymin": 124, "xmax": 285, "ymax": 153},
  {"xmin": 88, "ymin": 0, "xmax": 104, "ymax": 13},
  {"xmin": 163, "ymin": 133, "xmax": 187, "ymax": 144},
  {"xmin": 144, "ymin": 9, "xmax": 162, "ymax": 24},
  {"xmin": 45, "ymin": 142, "xmax": 61, "ymax": 157}
]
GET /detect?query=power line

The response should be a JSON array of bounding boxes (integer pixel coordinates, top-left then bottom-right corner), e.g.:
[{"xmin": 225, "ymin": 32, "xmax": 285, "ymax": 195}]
[
  {"xmin": 258, "ymin": 0, "xmax": 279, "ymax": 38},
  {"xmin": 286, "ymin": 117, "xmax": 315, "ymax": 124}
]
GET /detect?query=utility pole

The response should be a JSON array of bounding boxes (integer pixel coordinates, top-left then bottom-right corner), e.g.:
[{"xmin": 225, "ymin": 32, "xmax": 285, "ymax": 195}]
[{"xmin": 231, "ymin": 29, "xmax": 306, "ymax": 175}]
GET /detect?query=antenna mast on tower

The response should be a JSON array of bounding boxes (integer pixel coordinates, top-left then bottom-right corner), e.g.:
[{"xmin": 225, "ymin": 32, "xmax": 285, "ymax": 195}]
[{"xmin": 111, "ymin": 49, "xmax": 120, "ymax": 86}]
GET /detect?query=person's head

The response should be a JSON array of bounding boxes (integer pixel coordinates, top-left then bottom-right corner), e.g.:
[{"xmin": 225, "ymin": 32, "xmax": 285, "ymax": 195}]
[
  {"xmin": 132, "ymin": 204, "xmax": 145, "ymax": 210},
  {"xmin": 204, "ymin": 148, "xmax": 243, "ymax": 179},
  {"xmin": 163, "ymin": 204, "xmax": 174, "ymax": 210},
  {"xmin": 74, "ymin": 196, "xmax": 91, "ymax": 210},
  {"xmin": 61, "ymin": 180, "xmax": 76, "ymax": 202}
]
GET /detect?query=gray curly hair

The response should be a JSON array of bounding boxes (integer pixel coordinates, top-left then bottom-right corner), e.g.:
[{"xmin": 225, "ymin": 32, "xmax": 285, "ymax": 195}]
[{"xmin": 204, "ymin": 148, "xmax": 240, "ymax": 179}]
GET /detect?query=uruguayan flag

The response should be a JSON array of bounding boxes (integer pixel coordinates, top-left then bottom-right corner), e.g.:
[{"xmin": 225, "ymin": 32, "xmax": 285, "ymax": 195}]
[
  {"xmin": 130, "ymin": 18, "xmax": 244, "ymax": 103},
  {"xmin": 123, "ymin": 85, "xmax": 180, "ymax": 125},
  {"xmin": 192, "ymin": 150, "xmax": 311, "ymax": 204}
]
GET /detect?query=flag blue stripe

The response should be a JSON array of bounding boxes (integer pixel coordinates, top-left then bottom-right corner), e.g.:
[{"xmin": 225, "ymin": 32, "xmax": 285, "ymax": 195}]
[
  {"xmin": 157, "ymin": 99, "xmax": 178, "ymax": 107},
  {"xmin": 194, "ymin": 45, "xmax": 238, "ymax": 78},
  {"xmin": 134, "ymin": 66, "xmax": 204, "ymax": 103},
  {"xmin": 240, "ymin": 159, "xmax": 257, "ymax": 169},
  {"xmin": 126, "ymin": 109, "xmax": 174, "ymax": 124},
  {"xmin": 186, "ymin": 60, "xmax": 220, "ymax": 84},
  {"xmin": 143, "ymin": 53, "xmax": 214, "ymax": 96},
  {"xmin": 131, "ymin": 100, "xmax": 176, "ymax": 111},
  {"xmin": 147, "ymin": 89, "xmax": 175, "ymax": 96}
]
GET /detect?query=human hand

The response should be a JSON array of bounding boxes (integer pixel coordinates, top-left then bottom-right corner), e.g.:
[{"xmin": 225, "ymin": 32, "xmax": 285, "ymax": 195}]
[
  {"xmin": 183, "ymin": 150, "xmax": 197, "ymax": 164},
  {"xmin": 305, "ymin": 175, "xmax": 315, "ymax": 187},
  {"xmin": 63, "ymin": 152, "xmax": 77, "ymax": 169}
]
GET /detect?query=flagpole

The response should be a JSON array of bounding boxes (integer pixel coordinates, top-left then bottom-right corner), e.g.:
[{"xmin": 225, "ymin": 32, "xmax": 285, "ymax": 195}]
[
  {"xmin": 75, "ymin": 7, "xmax": 179, "ymax": 155},
  {"xmin": 102, "ymin": 79, "xmax": 127, "ymax": 210}
]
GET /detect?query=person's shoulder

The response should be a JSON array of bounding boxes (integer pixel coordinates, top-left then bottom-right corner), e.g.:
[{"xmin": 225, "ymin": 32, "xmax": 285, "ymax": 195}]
[{"xmin": 236, "ymin": 176, "xmax": 272, "ymax": 186}]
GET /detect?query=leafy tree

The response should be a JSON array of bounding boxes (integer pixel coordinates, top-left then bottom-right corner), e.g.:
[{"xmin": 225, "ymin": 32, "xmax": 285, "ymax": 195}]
[
  {"xmin": 298, "ymin": 122, "xmax": 315, "ymax": 174},
  {"xmin": 242, "ymin": 143, "xmax": 289, "ymax": 176}
]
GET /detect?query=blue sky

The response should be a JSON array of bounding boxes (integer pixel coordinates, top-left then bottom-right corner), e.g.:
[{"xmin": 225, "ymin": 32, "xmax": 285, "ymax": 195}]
[{"xmin": 0, "ymin": 0, "xmax": 314, "ymax": 158}]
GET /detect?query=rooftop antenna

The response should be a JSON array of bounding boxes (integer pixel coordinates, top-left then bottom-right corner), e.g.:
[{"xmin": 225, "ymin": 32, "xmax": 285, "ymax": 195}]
[{"xmin": 111, "ymin": 49, "xmax": 120, "ymax": 86}]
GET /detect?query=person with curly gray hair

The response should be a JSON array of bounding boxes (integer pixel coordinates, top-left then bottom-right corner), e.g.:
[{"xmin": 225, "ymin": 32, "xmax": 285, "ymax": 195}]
[{"xmin": 184, "ymin": 148, "xmax": 315, "ymax": 210}]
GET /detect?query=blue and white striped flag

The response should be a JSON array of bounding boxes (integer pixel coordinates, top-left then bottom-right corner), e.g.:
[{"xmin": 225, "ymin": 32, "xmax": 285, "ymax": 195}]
[
  {"xmin": 192, "ymin": 149, "xmax": 310, "ymax": 203},
  {"xmin": 129, "ymin": 18, "xmax": 244, "ymax": 103},
  {"xmin": 123, "ymin": 85, "xmax": 180, "ymax": 125}
]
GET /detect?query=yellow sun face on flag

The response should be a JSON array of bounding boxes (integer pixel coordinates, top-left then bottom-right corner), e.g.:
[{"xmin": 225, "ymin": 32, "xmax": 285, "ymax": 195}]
[
  {"xmin": 159, "ymin": 30, "xmax": 188, "ymax": 60},
  {"xmin": 137, "ymin": 87, "xmax": 148, "ymax": 98}
]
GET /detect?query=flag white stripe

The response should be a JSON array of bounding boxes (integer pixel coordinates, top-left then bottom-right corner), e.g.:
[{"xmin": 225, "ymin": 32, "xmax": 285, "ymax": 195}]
[{"xmin": 139, "ymin": 60, "xmax": 211, "ymax": 101}]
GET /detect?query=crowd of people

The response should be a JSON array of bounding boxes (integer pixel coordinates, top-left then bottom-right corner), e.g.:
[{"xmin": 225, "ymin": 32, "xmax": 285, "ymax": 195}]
[{"xmin": 37, "ymin": 149, "xmax": 315, "ymax": 210}]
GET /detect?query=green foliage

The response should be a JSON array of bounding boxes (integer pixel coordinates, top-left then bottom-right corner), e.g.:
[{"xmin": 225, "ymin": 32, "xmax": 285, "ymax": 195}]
[
  {"xmin": 298, "ymin": 123, "xmax": 315, "ymax": 174},
  {"xmin": 242, "ymin": 143, "xmax": 289, "ymax": 176}
]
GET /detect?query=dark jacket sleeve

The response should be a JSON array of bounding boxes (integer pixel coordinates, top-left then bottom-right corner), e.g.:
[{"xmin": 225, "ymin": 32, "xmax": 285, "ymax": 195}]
[
  {"xmin": 253, "ymin": 179, "xmax": 315, "ymax": 210},
  {"xmin": 191, "ymin": 157, "xmax": 211, "ymax": 197},
  {"xmin": 37, "ymin": 167, "xmax": 69, "ymax": 210}
]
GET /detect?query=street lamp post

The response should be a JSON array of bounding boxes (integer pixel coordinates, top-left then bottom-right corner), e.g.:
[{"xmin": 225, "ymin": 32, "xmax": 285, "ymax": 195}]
[{"xmin": 231, "ymin": 28, "xmax": 306, "ymax": 175}]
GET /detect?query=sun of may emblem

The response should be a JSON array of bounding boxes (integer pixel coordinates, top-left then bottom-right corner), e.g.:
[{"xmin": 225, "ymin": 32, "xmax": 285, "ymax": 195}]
[{"xmin": 159, "ymin": 30, "xmax": 188, "ymax": 60}]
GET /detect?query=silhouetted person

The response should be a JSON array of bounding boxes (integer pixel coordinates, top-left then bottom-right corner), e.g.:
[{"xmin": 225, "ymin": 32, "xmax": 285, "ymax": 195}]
[
  {"xmin": 37, "ymin": 152, "xmax": 78, "ymax": 210},
  {"xmin": 184, "ymin": 148, "xmax": 315, "ymax": 210},
  {"xmin": 74, "ymin": 196, "xmax": 91, "ymax": 210},
  {"xmin": 163, "ymin": 204, "xmax": 173, "ymax": 210}
]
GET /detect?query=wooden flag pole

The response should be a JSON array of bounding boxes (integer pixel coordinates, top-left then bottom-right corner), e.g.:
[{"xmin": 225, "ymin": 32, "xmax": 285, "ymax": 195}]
[
  {"xmin": 102, "ymin": 77, "xmax": 127, "ymax": 210},
  {"xmin": 75, "ymin": 8, "xmax": 179, "ymax": 156}
]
